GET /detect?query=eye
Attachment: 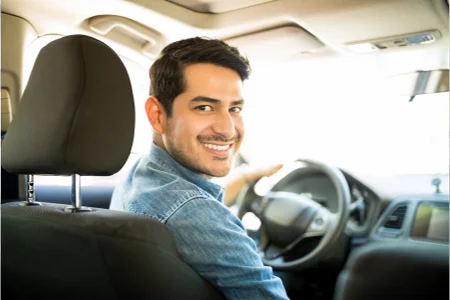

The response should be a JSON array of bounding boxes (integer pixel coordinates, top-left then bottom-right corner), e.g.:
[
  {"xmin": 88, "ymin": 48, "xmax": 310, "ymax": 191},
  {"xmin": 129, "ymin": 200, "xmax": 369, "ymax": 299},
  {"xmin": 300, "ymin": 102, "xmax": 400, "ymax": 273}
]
[
  {"xmin": 196, "ymin": 105, "xmax": 213, "ymax": 111},
  {"xmin": 229, "ymin": 107, "xmax": 242, "ymax": 113}
]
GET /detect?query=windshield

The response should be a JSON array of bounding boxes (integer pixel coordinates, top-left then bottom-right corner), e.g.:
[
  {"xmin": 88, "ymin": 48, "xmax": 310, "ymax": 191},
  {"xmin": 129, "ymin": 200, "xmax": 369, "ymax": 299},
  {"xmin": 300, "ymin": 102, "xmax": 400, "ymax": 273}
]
[
  {"xmin": 27, "ymin": 39, "xmax": 448, "ymax": 190},
  {"xmin": 124, "ymin": 54, "xmax": 449, "ymax": 177},
  {"xmin": 124, "ymin": 58, "xmax": 449, "ymax": 175},
  {"xmin": 26, "ymin": 36, "xmax": 447, "ymax": 178},
  {"xmin": 239, "ymin": 57, "xmax": 449, "ymax": 176}
]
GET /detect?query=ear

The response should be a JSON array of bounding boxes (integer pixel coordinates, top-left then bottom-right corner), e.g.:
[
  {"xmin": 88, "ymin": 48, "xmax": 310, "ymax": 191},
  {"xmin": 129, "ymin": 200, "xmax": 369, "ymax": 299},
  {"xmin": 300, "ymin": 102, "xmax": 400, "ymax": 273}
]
[{"xmin": 145, "ymin": 96, "xmax": 166, "ymax": 134}]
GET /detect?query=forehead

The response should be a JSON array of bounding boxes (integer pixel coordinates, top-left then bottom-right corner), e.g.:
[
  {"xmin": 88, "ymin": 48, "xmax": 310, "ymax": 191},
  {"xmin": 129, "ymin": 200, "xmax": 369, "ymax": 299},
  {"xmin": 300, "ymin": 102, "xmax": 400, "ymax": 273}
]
[{"xmin": 182, "ymin": 63, "xmax": 244, "ymax": 99}]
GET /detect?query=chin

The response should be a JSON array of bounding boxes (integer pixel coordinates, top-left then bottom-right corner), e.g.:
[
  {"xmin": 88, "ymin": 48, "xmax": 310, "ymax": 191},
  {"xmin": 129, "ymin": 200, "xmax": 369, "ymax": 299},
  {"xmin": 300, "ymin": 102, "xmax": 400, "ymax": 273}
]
[
  {"xmin": 211, "ymin": 170, "xmax": 230, "ymax": 178},
  {"xmin": 204, "ymin": 164, "xmax": 231, "ymax": 178}
]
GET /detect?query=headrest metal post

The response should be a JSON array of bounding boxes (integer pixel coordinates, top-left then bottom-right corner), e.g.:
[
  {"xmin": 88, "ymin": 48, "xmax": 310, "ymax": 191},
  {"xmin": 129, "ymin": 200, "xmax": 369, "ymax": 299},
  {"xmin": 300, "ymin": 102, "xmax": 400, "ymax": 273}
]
[
  {"xmin": 73, "ymin": 174, "xmax": 81, "ymax": 209},
  {"xmin": 19, "ymin": 174, "xmax": 41, "ymax": 206},
  {"xmin": 64, "ymin": 174, "xmax": 91, "ymax": 213}
]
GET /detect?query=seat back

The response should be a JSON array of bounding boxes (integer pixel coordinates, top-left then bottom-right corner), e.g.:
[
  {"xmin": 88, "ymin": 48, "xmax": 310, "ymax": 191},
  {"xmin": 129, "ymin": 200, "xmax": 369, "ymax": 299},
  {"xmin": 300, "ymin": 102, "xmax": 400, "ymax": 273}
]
[
  {"xmin": 333, "ymin": 241, "xmax": 449, "ymax": 300},
  {"xmin": 1, "ymin": 35, "xmax": 224, "ymax": 300},
  {"xmin": 2, "ymin": 203, "xmax": 223, "ymax": 300}
]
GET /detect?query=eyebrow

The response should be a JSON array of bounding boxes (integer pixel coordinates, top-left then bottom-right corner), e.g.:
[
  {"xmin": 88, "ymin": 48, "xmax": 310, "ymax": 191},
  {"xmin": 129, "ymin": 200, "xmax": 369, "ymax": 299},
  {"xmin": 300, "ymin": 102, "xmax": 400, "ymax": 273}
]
[{"xmin": 191, "ymin": 96, "xmax": 245, "ymax": 106}]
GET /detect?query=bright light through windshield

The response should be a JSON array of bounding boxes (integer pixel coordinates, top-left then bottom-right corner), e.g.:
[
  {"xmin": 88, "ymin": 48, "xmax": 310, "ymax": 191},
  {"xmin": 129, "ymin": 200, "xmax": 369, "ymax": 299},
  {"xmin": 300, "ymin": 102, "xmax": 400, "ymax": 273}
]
[
  {"xmin": 240, "ymin": 58, "xmax": 449, "ymax": 176},
  {"xmin": 103, "ymin": 54, "xmax": 450, "ymax": 178},
  {"xmin": 26, "ymin": 37, "xmax": 448, "ymax": 188}
]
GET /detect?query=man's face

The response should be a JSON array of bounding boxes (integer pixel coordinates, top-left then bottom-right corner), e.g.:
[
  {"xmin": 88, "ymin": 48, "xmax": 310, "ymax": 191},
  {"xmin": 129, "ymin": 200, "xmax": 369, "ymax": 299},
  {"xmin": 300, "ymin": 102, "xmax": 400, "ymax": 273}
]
[{"xmin": 161, "ymin": 63, "xmax": 245, "ymax": 178}]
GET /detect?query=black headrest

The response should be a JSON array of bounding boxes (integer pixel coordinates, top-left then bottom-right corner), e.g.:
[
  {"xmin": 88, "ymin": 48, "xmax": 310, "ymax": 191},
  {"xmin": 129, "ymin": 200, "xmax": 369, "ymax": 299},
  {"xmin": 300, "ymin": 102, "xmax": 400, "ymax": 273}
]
[{"xmin": 2, "ymin": 35, "xmax": 135, "ymax": 176}]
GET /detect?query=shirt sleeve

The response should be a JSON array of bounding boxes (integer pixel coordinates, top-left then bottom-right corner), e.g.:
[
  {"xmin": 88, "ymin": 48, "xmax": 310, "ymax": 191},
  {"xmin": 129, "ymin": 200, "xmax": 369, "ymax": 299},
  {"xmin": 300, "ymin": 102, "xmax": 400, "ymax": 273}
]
[{"xmin": 165, "ymin": 197, "xmax": 290, "ymax": 300}]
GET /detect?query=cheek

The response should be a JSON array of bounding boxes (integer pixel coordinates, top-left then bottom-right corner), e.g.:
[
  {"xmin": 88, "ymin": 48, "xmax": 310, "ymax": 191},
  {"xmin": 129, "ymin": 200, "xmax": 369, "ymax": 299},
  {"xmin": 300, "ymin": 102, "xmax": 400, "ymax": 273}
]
[
  {"xmin": 235, "ymin": 117, "xmax": 245, "ymax": 139},
  {"xmin": 193, "ymin": 119, "xmax": 212, "ymax": 136},
  {"xmin": 171, "ymin": 115, "xmax": 211, "ymax": 141}
]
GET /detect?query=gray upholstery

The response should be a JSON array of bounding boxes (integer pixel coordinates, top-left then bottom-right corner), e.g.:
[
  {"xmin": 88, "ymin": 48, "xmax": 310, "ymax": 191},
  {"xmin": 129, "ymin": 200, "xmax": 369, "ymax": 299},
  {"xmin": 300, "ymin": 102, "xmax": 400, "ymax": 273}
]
[
  {"xmin": 1, "ymin": 35, "xmax": 224, "ymax": 300},
  {"xmin": 333, "ymin": 241, "xmax": 449, "ymax": 300},
  {"xmin": 2, "ymin": 203, "xmax": 223, "ymax": 300},
  {"xmin": 2, "ymin": 35, "xmax": 135, "ymax": 175}
]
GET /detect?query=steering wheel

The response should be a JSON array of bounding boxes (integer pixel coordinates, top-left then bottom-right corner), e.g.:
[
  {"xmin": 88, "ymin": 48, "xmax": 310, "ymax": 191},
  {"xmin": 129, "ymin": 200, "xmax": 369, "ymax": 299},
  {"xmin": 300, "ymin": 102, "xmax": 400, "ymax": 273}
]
[{"xmin": 236, "ymin": 159, "xmax": 351, "ymax": 271}]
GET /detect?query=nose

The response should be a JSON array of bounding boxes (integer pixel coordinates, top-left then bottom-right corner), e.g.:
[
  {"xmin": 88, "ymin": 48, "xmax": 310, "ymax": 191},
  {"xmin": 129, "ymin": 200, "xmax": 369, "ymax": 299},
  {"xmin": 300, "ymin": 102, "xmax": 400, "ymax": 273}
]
[{"xmin": 211, "ymin": 110, "xmax": 235, "ymax": 140}]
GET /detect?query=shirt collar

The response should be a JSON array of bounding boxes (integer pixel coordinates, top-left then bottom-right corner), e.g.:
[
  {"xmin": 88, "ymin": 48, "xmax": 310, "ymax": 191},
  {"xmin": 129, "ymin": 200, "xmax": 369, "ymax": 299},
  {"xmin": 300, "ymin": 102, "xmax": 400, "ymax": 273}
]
[{"xmin": 147, "ymin": 143, "xmax": 224, "ymax": 201}]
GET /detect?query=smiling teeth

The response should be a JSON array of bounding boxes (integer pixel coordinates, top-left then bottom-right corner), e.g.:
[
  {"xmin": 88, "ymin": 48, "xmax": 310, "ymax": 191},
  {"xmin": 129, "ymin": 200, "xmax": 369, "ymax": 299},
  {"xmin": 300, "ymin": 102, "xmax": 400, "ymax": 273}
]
[{"xmin": 202, "ymin": 143, "xmax": 230, "ymax": 151}]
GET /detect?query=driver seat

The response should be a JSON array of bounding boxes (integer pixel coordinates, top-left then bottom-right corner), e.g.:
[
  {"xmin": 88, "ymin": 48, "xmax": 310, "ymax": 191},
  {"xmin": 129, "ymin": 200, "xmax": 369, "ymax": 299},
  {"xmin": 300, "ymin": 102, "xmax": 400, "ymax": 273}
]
[{"xmin": 1, "ymin": 35, "xmax": 224, "ymax": 300}]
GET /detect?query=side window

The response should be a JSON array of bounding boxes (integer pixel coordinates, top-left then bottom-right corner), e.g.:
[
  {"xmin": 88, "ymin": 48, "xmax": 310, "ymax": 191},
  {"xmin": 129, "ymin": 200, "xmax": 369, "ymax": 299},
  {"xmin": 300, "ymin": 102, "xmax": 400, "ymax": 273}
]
[
  {"xmin": 2, "ymin": 88, "xmax": 20, "ymax": 200},
  {"xmin": 1, "ymin": 88, "xmax": 13, "ymax": 134}
]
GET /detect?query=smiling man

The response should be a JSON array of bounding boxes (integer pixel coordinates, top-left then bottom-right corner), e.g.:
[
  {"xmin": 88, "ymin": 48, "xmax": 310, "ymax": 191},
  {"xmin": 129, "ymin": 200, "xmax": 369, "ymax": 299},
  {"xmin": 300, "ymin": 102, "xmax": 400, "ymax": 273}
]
[
  {"xmin": 110, "ymin": 37, "xmax": 288, "ymax": 299},
  {"xmin": 153, "ymin": 62, "xmax": 244, "ymax": 178}
]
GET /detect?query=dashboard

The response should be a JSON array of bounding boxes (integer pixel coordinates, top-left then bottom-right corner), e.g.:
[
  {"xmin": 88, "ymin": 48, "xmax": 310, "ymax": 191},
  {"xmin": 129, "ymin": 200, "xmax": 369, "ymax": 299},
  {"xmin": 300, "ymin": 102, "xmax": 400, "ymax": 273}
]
[
  {"xmin": 254, "ymin": 164, "xmax": 448, "ymax": 243},
  {"xmin": 240, "ymin": 163, "xmax": 449, "ymax": 296},
  {"xmin": 371, "ymin": 194, "xmax": 449, "ymax": 245},
  {"xmin": 245, "ymin": 164, "xmax": 449, "ymax": 272}
]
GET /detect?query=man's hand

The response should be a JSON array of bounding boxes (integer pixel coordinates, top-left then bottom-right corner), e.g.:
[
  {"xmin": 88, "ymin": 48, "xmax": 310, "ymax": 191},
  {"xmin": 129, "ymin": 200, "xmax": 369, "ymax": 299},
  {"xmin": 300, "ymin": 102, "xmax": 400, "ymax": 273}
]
[
  {"xmin": 243, "ymin": 163, "xmax": 283, "ymax": 183},
  {"xmin": 223, "ymin": 163, "xmax": 283, "ymax": 206}
]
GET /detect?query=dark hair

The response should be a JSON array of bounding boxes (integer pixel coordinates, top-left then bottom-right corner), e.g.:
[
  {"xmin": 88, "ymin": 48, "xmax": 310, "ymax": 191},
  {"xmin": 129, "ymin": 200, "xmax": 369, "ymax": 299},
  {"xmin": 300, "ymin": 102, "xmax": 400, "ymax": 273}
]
[{"xmin": 149, "ymin": 37, "xmax": 251, "ymax": 116}]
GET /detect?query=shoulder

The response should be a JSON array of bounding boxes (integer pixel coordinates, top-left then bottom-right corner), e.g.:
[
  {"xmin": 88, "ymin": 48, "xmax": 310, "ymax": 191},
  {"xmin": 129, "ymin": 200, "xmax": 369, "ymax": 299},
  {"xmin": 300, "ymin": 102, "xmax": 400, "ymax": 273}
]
[
  {"xmin": 123, "ymin": 159, "xmax": 213, "ymax": 222},
  {"xmin": 165, "ymin": 197, "xmax": 250, "ymax": 251},
  {"xmin": 168, "ymin": 197, "xmax": 242, "ymax": 229}
]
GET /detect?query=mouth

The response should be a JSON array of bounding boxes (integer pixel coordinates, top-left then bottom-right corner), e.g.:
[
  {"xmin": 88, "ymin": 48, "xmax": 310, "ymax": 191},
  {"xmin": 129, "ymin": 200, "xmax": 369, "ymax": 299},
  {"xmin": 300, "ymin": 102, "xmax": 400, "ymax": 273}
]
[{"xmin": 201, "ymin": 142, "xmax": 233, "ymax": 156}]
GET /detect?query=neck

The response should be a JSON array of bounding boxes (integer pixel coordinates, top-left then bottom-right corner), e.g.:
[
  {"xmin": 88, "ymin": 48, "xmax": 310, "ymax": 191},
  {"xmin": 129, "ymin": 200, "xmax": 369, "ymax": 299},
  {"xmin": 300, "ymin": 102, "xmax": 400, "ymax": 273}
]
[
  {"xmin": 152, "ymin": 133, "xmax": 166, "ymax": 151},
  {"xmin": 152, "ymin": 134, "xmax": 212, "ymax": 180}
]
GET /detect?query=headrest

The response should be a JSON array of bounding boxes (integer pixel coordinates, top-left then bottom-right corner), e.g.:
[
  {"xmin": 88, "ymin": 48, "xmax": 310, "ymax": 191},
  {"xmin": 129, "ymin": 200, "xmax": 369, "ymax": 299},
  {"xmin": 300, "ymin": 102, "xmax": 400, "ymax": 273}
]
[{"xmin": 2, "ymin": 35, "xmax": 135, "ymax": 176}]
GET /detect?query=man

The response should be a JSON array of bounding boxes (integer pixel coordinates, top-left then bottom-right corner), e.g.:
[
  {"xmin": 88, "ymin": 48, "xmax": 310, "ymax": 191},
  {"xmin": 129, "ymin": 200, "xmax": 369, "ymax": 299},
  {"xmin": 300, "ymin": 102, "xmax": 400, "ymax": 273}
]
[{"xmin": 110, "ymin": 37, "xmax": 289, "ymax": 299}]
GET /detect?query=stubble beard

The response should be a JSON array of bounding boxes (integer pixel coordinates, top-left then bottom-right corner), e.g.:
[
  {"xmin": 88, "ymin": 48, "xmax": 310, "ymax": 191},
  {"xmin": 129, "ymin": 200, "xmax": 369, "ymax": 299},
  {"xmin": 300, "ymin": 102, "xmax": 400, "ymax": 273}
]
[{"xmin": 164, "ymin": 134, "xmax": 239, "ymax": 178}]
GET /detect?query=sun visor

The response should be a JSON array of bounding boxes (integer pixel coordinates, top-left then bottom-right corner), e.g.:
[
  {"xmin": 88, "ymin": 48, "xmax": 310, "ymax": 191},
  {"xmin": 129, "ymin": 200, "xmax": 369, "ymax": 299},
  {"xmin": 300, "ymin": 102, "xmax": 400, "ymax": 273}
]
[
  {"xmin": 166, "ymin": 0, "xmax": 275, "ymax": 14},
  {"xmin": 224, "ymin": 26, "xmax": 325, "ymax": 62}
]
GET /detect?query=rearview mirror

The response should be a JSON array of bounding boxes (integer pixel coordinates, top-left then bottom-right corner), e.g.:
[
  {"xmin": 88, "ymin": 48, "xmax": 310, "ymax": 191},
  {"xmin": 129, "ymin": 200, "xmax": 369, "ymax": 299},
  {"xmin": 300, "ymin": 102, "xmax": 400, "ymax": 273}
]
[
  {"xmin": 411, "ymin": 69, "xmax": 449, "ymax": 96},
  {"xmin": 382, "ymin": 69, "xmax": 449, "ymax": 99}
]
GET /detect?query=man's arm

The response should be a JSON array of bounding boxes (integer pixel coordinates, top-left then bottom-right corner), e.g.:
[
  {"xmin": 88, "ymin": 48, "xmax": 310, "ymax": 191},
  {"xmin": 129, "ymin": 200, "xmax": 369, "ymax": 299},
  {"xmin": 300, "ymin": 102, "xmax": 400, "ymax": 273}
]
[
  {"xmin": 165, "ymin": 197, "xmax": 289, "ymax": 300},
  {"xmin": 223, "ymin": 164, "xmax": 283, "ymax": 206}
]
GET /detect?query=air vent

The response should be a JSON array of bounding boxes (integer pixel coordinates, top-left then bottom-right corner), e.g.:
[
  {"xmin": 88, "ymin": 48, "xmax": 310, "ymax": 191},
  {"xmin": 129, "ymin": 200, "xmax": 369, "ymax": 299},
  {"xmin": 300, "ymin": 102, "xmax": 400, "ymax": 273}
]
[{"xmin": 383, "ymin": 205, "xmax": 408, "ymax": 229}]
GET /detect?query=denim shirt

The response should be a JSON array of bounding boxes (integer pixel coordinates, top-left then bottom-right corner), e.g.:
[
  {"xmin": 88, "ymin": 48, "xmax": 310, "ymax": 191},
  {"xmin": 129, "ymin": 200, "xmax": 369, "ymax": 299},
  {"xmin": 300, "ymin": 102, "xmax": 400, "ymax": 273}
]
[{"xmin": 110, "ymin": 143, "xmax": 289, "ymax": 299}]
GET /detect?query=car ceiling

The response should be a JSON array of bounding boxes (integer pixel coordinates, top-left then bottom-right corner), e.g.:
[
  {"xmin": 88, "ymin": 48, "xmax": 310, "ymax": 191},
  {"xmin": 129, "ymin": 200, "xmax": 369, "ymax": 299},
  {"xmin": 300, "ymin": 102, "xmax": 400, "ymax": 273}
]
[{"xmin": 2, "ymin": 0, "xmax": 449, "ymax": 72}]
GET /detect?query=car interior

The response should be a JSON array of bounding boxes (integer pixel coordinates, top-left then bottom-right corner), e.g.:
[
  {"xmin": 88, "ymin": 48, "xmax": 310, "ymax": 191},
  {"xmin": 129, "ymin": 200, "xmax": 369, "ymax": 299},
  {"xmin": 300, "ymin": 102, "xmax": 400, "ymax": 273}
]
[{"xmin": 1, "ymin": 0, "xmax": 449, "ymax": 299}]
